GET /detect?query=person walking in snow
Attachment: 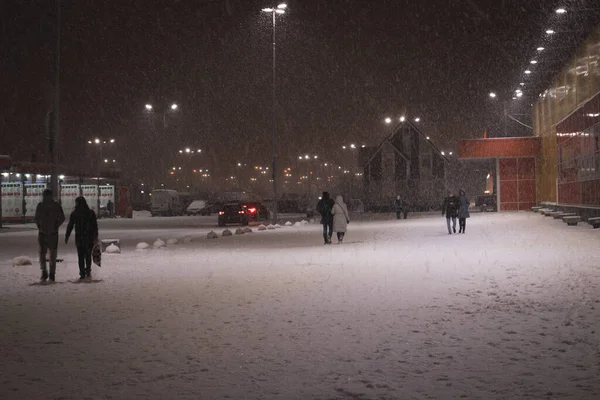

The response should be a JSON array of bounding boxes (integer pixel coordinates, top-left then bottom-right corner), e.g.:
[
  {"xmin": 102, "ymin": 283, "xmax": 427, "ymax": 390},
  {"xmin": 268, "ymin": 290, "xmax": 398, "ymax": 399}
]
[
  {"xmin": 65, "ymin": 196, "xmax": 99, "ymax": 280},
  {"xmin": 331, "ymin": 194, "xmax": 350, "ymax": 244},
  {"xmin": 442, "ymin": 190, "xmax": 459, "ymax": 234},
  {"xmin": 457, "ymin": 189, "xmax": 470, "ymax": 234},
  {"xmin": 34, "ymin": 189, "xmax": 66, "ymax": 282},
  {"xmin": 394, "ymin": 195, "xmax": 404, "ymax": 220},
  {"xmin": 316, "ymin": 191, "xmax": 335, "ymax": 244},
  {"xmin": 106, "ymin": 200, "xmax": 114, "ymax": 218}
]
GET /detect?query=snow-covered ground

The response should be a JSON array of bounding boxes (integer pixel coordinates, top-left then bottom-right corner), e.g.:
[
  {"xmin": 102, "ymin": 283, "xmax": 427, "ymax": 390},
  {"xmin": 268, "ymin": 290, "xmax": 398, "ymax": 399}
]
[{"xmin": 1, "ymin": 212, "xmax": 599, "ymax": 399}]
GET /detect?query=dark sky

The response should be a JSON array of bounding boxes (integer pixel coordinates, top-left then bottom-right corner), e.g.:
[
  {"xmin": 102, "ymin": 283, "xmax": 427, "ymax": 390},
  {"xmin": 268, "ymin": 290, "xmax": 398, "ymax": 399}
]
[{"xmin": 0, "ymin": 0, "xmax": 585, "ymax": 180}]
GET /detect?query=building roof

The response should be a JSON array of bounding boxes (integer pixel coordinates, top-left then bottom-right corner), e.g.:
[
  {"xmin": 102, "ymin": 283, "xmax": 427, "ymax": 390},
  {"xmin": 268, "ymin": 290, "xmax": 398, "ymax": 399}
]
[{"xmin": 363, "ymin": 120, "xmax": 450, "ymax": 167}]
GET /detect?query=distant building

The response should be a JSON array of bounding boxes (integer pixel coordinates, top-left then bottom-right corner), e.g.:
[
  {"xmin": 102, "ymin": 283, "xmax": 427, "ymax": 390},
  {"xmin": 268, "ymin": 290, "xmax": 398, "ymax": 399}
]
[{"xmin": 361, "ymin": 120, "xmax": 448, "ymax": 210}]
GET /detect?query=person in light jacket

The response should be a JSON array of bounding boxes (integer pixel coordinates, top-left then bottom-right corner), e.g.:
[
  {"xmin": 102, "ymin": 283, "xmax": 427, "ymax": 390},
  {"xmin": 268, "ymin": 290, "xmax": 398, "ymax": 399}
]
[
  {"xmin": 331, "ymin": 194, "xmax": 350, "ymax": 244},
  {"xmin": 458, "ymin": 189, "xmax": 470, "ymax": 234}
]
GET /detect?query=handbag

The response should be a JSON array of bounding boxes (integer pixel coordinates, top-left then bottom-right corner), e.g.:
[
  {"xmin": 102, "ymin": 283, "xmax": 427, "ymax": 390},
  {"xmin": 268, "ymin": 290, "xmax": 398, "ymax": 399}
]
[{"xmin": 92, "ymin": 240, "xmax": 102, "ymax": 267}]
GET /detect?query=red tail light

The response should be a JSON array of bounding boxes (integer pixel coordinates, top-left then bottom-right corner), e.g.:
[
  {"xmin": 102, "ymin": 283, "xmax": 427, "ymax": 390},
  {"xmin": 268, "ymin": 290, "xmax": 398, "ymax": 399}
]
[
  {"xmin": 238, "ymin": 210, "xmax": 245, "ymax": 214},
  {"xmin": 218, "ymin": 211, "xmax": 224, "ymax": 215},
  {"xmin": 248, "ymin": 207, "xmax": 257, "ymax": 214}
]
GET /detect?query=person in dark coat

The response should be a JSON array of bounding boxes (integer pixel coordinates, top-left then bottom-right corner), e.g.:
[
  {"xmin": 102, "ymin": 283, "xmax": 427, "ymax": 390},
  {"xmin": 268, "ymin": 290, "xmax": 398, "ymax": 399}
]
[
  {"xmin": 35, "ymin": 189, "xmax": 66, "ymax": 282},
  {"xmin": 458, "ymin": 189, "xmax": 470, "ymax": 234},
  {"xmin": 65, "ymin": 196, "xmax": 99, "ymax": 280},
  {"xmin": 394, "ymin": 195, "xmax": 403, "ymax": 220},
  {"xmin": 106, "ymin": 200, "xmax": 114, "ymax": 218},
  {"xmin": 316, "ymin": 191, "xmax": 335, "ymax": 244},
  {"xmin": 442, "ymin": 190, "xmax": 459, "ymax": 234}
]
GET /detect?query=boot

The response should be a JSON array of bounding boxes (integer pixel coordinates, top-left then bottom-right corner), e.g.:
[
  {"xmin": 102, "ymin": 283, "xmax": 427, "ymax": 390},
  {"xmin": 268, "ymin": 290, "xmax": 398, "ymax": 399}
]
[
  {"xmin": 85, "ymin": 268, "xmax": 92, "ymax": 280},
  {"xmin": 49, "ymin": 273, "xmax": 55, "ymax": 282},
  {"xmin": 41, "ymin": 269, "xmax": 48, "ymax": 282}
]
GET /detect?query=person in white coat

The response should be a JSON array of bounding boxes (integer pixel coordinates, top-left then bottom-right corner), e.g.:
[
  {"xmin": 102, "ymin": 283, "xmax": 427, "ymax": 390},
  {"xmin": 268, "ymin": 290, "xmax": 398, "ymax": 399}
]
[{"xmin": 331, "ymin": 195, "xmax": 350, "ymax": 244}]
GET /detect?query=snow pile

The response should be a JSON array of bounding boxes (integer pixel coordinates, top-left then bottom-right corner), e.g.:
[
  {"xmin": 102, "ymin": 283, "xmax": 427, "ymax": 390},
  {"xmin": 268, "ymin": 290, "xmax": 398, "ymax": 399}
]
[
  {"xmin": 257, "ymin": 224, "xmax": 267, "ymax": 231},
  {"xmin": 285, "ymin": 221, "xmax": 293, "ymax": 226},
  {"xmin": 243, "ymin": 227, "xmax": 253, "ymax": 233},
  {"xmin": 267, "ymin": 224, "xmax": 276, "ymax": 230},
  {"xmin": 274, "ymin": 224, "xmax": 282, "ymax": 229},
  {"xmin": 301, "ymin": 220, "xmax": 309, "ymax": 225},
  {"xmin": 294, "ymin": 221, "xmax": 302, "ymax": 227},
  {"xmin": 135, "ymin": 242, "xmax": 150, "ymax": 250},
  {"xmin": 12, "ymin": 256, "xmax": 32, "ymax": 266},
  {"xmin": 206, "ymin": 231, "xmax": 218, "ymax": 239},
  {"xmin": 222, "ymin": 229, "xmax": 233, "ymax": 237},
  {"xmin": 166, "ymin": 238, "xmax": 179, "ymax": 245},
  {"xmin": 153, "ymin": 239, "xmax": 166, "ymax": 249},
  {"xmin": 309, "ymin": 218, "xmax": 316, "ymax": 224},
  {"xmin": 105, "ymin": 244, "xmax": 121, "ymax": 254},
  {"xmin": 182, "ymin": 236, "xmax": 193, "ymax": 244},
  {"xmin": 132, "ymin": 210, "xmax": 152, "ymax": 219},
  {"xmin": 235, "ymin": 228, "xmax": 245, "ymax": 235}
]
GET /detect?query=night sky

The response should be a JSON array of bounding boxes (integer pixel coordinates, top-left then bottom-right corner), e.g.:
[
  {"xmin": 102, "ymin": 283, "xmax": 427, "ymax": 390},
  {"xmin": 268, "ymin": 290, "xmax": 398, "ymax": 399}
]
[{"xmin": 0, "ymin": 0, "xmax": 588, "ymax": 181}]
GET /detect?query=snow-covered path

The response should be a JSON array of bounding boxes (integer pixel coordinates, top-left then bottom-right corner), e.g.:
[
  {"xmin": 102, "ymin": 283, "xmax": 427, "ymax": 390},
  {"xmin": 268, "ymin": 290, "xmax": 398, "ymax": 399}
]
[{"xmin": 1, "ymin": 212, "xmax": 599, "ymax": 399}]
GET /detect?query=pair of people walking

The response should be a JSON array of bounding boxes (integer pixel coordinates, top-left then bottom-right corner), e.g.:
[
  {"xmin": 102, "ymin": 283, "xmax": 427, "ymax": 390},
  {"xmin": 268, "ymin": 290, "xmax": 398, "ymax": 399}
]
[
  {"xmin": 35, "ymin": 189, "xmax": 99, "ymax": 281},
  {"xmin": 442, "ymin": 189, "xmax": 470, "ymax": 234},
  {"xmin": 317, "ymin": 192, "xmax": 350, "ymax": 244}
]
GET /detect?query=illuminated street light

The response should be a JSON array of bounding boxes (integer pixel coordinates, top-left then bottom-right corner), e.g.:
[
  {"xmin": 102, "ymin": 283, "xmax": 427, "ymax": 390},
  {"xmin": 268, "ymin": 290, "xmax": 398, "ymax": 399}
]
[
  {"xmin": 524, "ymin": 70, "xmax": 532, "ymax": 74},
  {"xmin": 441, "ymin": 151, "xmax": 445, "ymax": 156},
  {"xmin": 350, "ymin": 144, "xmax": 356, "ymax": 149},
  {"xmin": 414, "ymin": 117, "xmax": 421, "ymax": 122},
  {"xmin": 384, "ymin": 117, "xmax": 392, "ymax": 124},
  {"xmin": 145, "ymin": 104, "xmax": 153, "ymax": 110},
  {"xmin": 399, "ymin": 116, "xmax": 406, "ymax": 122},
  {"xmin": 546, "ymin": 29, "xmax": 555, "ymax": 35},
  {"xmin": 489, "ymin": 92, "xmax": 497, "ymax": 98},
  {"xmin": 426, "ymin": 136, "xmax": 430, "ymax": 140},
  {"xmin": 171, "ymin": 103, "xmax": 178, "ymax": 110},
  {"xmin": 94, "ymin": 138, "xmax": 100, "ymax": 144},
  {"xmin": 520, "ymin": 82, "xmax": 525, "ymax": 86},
  {"xmin": 537, "ymin": 47, "xmax": 544, "ymax": 51},
  {"xmin": 185, "ymin": 148, "xmax": 191, "ymax": 153},
  {"xmin": 530, "ymin": 60, "xmax": 538, "ymax": 64},
  {"xmin": 555, "ymin": 8, "xmax": 566, "ymax": 14}
]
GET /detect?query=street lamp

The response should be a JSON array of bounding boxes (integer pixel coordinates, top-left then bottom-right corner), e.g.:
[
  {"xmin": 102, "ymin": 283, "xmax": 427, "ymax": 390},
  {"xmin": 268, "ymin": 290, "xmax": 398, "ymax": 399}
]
[
  {"xmin": 384, "ymin": 117, "xmax": 392, "ymax": 124},
  {"xmin": 262, "ymin": 3, "xmax": 287, "ymax": 223}
]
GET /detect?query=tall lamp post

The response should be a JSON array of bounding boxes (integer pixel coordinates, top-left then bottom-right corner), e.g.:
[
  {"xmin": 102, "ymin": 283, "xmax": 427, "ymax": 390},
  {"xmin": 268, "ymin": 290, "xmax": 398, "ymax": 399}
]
[
  {"xmin": 145, "ymin": 103, "xmax": 179, "ymax": 186},
  {"xmin": 262, "ymin": 3, "xmax": 287, "ymax": 223},
  {"xmin": 88, "ymin": 138, "xmax": 115, "ymax": 213}
]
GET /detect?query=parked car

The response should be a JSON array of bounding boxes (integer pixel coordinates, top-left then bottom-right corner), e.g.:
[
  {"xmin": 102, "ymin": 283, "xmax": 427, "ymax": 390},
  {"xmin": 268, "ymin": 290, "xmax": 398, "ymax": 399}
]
[
  {"xmin": 476, "ymin": 194, "xmax": 497, "ymax": 212},
  {"xmin": 218, "ymin": 203, "xmax": 249, "ymax": 226},
  {"xmin": 186, "ymin": 200, "xmax": 209, "ymax": 216},
  {"xmin": 205, "ymin": 202, "xmax": 224, "ymax": 215},
  {"xmin": 243, "ymin": 202, "xmax": 270, "ymax": 221}
]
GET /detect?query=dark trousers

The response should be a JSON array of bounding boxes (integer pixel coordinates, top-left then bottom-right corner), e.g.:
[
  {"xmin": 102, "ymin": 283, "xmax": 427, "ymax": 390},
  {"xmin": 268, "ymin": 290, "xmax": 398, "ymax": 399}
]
[
  {"xmin": 322, "ymin": 222, "xmax": 333, "ymax": 242},
  {"xmin": 38, "ymin": 233, "xmax": 58, "ymax": 277},
  {"xmin": 459, "ymin": 218, "xmax": 467, "ymax": 233},
  {"xmin": 336, "ymin": 232, "xmax": 345, "ymax": 241},
  {"xmin": 396, "ymin": 210, "xmax": 402, "ymax": 219},
  {"xmin": 77, "ymin": 244, "xmax": 93, "ymax": 277}
]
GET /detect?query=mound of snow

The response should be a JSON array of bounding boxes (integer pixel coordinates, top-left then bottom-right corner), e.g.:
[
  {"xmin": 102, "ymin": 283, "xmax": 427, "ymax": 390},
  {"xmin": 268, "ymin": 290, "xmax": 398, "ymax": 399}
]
[
  {"xmin": 133, "ymin": 210, "xmax": 152, "ymax": 219},
  {"xmin": 309, "ymin": 218, "xmax": 316, "ymax": 224},
  {"xmin": 301, "ymin": 220, "xmax": 309, "ymax": 225},
  {"xmin": 136, "ymin": 242, "xmax": 150, "ymax": 250},
  {"xmin": 207, "ymin": 231, "xmax": 218, "ymax": 239},
  {"xmin": 182, "ymin": 236, "xmax": 193, "ymax": 244},
  {"xmin": 294, "ymin": 221, "xmax": 302, "ymax": 227},
  {"xmin": 274, "ymin": 224, "xmax": 282, "ymax": 229},
  {"xmin": 243, "ymin": 227, "xmax": 253, "ymax": 233},
  {"xmin": 257, "ymin": 224, "xmax": 267, "ymax": 231},
  {"xmin": 105, "ymin": 244, "xmax": 121, "ymax": 254},
  {"xmin": 235, "ymin": 228, "xmax": 245, "ymax": 235},
  {"xmin": 267, "ymin": 224, "xmax": 276, "ymax": 230},
  {"xmin": 166, "ymin": 238, "xmax": 179, "ymax": 245},
  {"xmin": 153, "ymin": 239, "xmax": 166, "ymax": 249},
  {"xmin": 222, "ymin": 229, "xmax": 233, "ymax": 237},
  {"xmin": 285, "ymin": 221, "xmax": 293, "ymax": 226},
  {"xmin": 13, "ymin": 256, "xmax": 32, "ymax": 266}
]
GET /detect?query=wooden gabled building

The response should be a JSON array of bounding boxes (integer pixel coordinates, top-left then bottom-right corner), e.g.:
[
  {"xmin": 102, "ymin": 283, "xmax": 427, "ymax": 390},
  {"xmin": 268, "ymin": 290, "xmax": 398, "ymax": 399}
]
[{"xmin": 360, "ymin": 120, "xmax": 448, "ymax": 210}]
